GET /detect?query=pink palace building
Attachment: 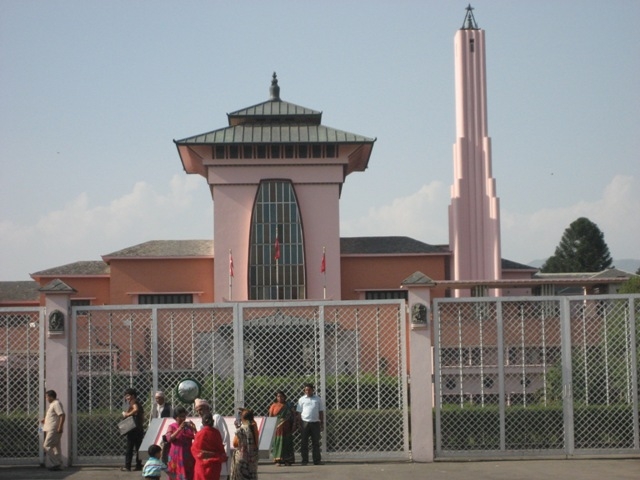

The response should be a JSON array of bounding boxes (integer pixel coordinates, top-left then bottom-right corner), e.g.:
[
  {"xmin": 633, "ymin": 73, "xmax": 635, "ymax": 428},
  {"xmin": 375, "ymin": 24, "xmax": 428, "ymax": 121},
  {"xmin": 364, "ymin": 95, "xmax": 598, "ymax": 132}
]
[{"xmin": 1, "ymin": 8, "xmax": 631, "ymax": 309}]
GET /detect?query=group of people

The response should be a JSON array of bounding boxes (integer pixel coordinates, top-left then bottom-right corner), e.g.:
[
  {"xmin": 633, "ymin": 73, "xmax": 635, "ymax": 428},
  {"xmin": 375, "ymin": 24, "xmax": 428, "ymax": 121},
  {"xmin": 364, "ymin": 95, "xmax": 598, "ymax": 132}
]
[
  {"xmin": 39, "ymin": 382, "xmax": 325, "ymax": 480},
  {"xmin": 132, "ymin": 393, "xmax": 259, "ymax": 480},
  {"xmin": 268, "ymin": 383, "xmax": 325, "ymax": 467}
]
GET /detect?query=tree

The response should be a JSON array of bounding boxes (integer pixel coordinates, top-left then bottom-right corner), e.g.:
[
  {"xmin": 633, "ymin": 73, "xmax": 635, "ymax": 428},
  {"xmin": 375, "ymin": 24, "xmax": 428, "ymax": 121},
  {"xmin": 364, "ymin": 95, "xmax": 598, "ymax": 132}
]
[
  {"xmin": 618, "ymin": 276, "xmax": 640, "ymax": 294},
  {"xmin": 541, "ymin": 217, "xmax": 612, "ymax": 273}
]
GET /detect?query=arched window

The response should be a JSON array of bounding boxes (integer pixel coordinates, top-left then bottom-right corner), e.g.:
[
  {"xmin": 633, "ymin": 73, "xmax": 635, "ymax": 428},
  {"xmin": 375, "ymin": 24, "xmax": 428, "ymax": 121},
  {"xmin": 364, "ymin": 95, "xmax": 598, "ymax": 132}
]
[{"xmin": 248, "ymin": 180, "xmax": 306, "ymax": 300}]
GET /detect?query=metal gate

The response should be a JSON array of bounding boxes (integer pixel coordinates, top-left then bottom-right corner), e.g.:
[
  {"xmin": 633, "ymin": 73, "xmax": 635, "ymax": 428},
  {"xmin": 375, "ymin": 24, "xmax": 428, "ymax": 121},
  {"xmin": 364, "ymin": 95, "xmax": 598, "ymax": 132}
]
[
  {"xmin": 0, "ymin": 307, "xmax": 45, "ymax": 465},
  {"xmin": 70, "ymin": 300, "xmax": 409, "ymax": 464},
  {"xmin": 433, "ymin": 294, "xmax": 640, "ymax": 458}
]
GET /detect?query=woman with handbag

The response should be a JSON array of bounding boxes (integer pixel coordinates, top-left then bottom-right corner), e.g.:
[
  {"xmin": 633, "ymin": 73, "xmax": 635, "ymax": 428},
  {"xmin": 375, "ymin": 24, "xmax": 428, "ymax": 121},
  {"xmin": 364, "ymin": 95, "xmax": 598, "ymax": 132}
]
[{"xmin": 121, "ymin": 388, "xmax": 145, "ymax": 471}]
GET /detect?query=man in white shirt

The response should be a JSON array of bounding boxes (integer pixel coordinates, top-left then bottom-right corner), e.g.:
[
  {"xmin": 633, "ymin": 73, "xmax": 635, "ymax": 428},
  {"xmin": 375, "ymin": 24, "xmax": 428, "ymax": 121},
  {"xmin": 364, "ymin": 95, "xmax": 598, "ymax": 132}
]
[
  {"xmin": 296, "ymin": 383, "xmax": 325, "ymax": 465},
  {"xmin": 150, "ymin": 390, "xmax": 173, "ymax": 421},
  {"xmin": 41, "ymin": 390, "xmax": 65, "ymax": 471},
  {"xmin": 194, "ymin": 398, "xmax": 230, "ymax": 479}
]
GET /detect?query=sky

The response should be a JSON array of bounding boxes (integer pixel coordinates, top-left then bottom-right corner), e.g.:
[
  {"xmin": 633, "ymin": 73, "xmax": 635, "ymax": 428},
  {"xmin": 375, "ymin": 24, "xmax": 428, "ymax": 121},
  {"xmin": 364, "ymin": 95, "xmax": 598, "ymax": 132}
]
[{"xmin": 1, "ymin": 0, "xmax": 639, "ymax": 281}]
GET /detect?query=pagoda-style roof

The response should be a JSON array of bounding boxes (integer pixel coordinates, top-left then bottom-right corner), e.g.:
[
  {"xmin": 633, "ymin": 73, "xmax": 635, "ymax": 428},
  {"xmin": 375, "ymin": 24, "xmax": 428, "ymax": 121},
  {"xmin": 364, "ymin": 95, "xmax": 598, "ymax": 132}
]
[
  {"xmin": 227, "ymin": 99, "xmax": 322, "ymax": 126},
  {"xmin": 174, "ymin": 73, "xmax": 375, "ymax": 147},
  {"xmin": 175, "ymin": 123, "xmax": 374, "ymax": 146}
]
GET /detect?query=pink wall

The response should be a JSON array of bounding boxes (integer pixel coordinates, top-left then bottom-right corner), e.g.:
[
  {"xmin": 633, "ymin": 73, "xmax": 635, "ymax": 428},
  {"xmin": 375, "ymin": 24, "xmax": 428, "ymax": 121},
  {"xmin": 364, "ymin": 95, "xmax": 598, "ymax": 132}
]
[{"xmin": 108, "ymin": 258, "xmax": 214, "ymax": 304}]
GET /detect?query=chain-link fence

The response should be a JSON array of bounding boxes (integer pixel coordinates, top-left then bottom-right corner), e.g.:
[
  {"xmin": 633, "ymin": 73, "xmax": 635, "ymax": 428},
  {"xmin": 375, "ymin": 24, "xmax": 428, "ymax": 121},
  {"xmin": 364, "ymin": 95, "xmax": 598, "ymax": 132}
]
[
  {"xmin": 0, "ymin": 307, "xmax": 44, "ymax": 465},
  {"xmin": 433, "ymin": 295, "xmax": 640, "ymax": 458},
  {"xmin": 70, "ymin": 300, "xmax": 408, "ymax": 464}
]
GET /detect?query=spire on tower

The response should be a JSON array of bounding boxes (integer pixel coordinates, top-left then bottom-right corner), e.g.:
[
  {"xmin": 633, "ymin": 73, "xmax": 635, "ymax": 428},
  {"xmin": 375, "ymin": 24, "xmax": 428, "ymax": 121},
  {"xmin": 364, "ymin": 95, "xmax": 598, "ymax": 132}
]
[
  {"xmin": 269, "ymin": 72, "xmax": 281, "ymax": 101},
  {"xmin": 461, "ymin": 4, "xmax": 479, "ymax": 30}
]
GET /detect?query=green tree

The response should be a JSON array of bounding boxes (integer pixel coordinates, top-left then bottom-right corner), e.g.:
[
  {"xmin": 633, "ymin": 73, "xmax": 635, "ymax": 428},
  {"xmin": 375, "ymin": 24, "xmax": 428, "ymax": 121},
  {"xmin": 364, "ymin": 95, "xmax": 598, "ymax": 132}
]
[
  {"xmin": 618, "ymin": 276, "xmax": 640, "ymax": 294},
  {"xmin": 541, "ymin": 217, "xmax": 612, "ymax": 273}
]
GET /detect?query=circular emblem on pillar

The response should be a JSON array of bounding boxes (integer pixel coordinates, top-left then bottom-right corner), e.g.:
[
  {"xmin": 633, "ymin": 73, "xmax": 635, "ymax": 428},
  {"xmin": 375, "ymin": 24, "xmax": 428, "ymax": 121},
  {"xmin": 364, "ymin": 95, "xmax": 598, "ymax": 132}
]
[
  {"xmin": 411, "ymin": 303, "xmax": 428, "ymax": 325},
  {"xmin": 175, "ymin": 378, "xmax": 202, "ymax": 403},
  {"xmin": 48, "ymin": 310, "xmax": 65, "ymax": 333}
]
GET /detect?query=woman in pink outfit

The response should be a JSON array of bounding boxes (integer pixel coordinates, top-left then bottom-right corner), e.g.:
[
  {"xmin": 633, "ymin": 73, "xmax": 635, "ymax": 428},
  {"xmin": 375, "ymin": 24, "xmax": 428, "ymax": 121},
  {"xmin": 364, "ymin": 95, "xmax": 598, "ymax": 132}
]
[{"xmin": 166, "ymin": 406, "xmax": 197, "ymax": 480}]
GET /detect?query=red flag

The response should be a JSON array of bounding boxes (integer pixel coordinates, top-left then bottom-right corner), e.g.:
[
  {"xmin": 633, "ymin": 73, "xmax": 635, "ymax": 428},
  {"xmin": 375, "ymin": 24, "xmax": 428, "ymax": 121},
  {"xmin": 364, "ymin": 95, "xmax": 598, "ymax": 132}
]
[
  {"xmin": 229, "ymin": 252, "xmax": 234, "ymax": 278},
  {"xmin": 321, "ymin": 251, "xmax": 326, "ymax": 273},
  {"xmin": 274, "ymin": 237, "xmax": 280, "ymax": 260}
]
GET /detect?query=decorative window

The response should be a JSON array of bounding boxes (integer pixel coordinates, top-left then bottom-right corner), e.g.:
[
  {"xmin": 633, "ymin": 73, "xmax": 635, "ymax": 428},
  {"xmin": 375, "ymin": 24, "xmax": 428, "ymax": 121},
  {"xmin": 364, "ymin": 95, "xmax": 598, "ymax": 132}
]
[
  {"xmin": 248, "ymin": 180, "xmax": 306, "ymax": 300},
  {"xmin": 212, "ymin": 143, "xmax": 339, "ymax": 159},
  {"xmin": 71, "ymin": 299, "xmax": 91, "ymax": 316},
  {"xmin": 365, "ymin": 290, "xmax": 408, "ymax": 300},
  {"xmin": 470, "ymin": 38, "xmax": 475, "ymax": 52},
  {"xmin": 138, "ymin": 294, "xmax": 193, "ymax": 304}
]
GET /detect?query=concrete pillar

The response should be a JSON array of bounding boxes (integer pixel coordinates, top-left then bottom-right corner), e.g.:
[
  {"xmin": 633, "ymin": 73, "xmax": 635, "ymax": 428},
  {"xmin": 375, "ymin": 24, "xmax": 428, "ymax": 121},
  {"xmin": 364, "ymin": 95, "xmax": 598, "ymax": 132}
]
[
  {"xmin": 401, "ymin": 272, "xmax": 434, "ymax": 462},
  {"xmin": 40, "ymin": 279, "xmax": 76, "ymax": 467}
]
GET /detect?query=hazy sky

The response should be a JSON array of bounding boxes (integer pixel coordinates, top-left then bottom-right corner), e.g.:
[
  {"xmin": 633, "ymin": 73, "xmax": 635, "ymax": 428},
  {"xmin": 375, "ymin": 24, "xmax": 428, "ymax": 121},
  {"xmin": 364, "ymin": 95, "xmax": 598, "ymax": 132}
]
[{"xmin": 1, "ymin": 1, "xmax": 639, "ymax": 281}]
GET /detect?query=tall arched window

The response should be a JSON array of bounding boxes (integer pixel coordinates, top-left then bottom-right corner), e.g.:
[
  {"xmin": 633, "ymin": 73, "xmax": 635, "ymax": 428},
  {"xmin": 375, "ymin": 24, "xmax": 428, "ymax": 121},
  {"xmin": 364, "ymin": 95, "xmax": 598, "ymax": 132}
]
[{"xmin": 248, "ymin": 180, "xmax": 306, "ymax": 300}]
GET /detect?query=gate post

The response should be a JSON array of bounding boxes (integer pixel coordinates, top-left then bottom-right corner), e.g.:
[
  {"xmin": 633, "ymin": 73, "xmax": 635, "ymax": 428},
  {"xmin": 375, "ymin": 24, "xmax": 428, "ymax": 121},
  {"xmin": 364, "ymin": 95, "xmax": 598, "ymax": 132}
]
[
  {"xmin": 39, "ymin": 279, "xmax": 76, "ymax": 467},
  {"xmin": 402, "ymin": 272, "xmax": 435, "ymax": 462}
]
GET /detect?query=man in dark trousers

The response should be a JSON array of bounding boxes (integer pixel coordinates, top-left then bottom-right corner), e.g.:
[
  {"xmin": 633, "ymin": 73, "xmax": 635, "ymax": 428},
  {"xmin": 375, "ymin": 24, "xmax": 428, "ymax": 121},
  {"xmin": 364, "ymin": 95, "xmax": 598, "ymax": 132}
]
[{"xmin": 296, "ymin": 383, "xmax": 325, "ymax": 465}]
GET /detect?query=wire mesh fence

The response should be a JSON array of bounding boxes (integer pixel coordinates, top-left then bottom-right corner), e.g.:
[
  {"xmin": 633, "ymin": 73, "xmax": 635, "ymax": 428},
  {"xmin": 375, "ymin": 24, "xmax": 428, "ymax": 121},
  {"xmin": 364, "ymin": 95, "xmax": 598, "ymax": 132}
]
[
  {"xmin": 434, "ymin": 295, "xmax": 640, "ymax": 458},
  {"xmin": 0, "ymin": 308, "xmax": 44, "ymax": 465},
  {"xmin": 569, "ymin": 297, "xmax": 639, "ymax": 450},
  {"xmin": 69, "ymin": 300, "xmax": 408, "ymax": 464}
]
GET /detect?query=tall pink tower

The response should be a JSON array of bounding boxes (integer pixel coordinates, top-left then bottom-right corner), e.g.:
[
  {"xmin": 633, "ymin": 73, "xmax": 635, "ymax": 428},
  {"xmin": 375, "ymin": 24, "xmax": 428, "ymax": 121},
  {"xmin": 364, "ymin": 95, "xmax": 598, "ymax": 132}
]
[{"xmin": 449, "ymin": 5, "xmax": 502, "ymax": 296}]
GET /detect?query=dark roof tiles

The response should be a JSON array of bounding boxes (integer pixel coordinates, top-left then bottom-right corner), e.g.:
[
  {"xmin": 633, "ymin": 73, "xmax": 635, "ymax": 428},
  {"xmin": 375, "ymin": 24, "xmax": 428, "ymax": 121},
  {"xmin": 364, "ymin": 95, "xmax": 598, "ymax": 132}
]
[
  {"xmin": 340, "ymin": 236, "xmax": 449, "ymax": 255},
  {"xmin": 0, "ymin": 281, "xmax": 40, "ymax": 303},
  {"xmin": 31, "ymin": 261, "xmax": 109, "ymax": 277},
  {"xmin": 175, "ymin": 124, "xmax": 374, "ymax": 145},
  {"xmin": 102, "ymin": 240, "xmax": 214, "ymax": 258}
]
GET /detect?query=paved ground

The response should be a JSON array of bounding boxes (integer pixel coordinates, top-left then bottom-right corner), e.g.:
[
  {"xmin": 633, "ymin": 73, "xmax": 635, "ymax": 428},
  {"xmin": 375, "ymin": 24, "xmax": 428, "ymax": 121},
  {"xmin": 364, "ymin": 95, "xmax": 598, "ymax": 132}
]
[{"xmin": 2, "ymin": 458, "xmax": 640, "ymax": 480}]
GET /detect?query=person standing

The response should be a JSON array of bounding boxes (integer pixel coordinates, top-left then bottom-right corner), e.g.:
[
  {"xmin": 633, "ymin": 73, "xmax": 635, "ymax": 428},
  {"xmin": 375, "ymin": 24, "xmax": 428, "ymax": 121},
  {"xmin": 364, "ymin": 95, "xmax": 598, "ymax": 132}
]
[
  {"xmin": 230, "ymin": 409, "xmax": 259, "ymax": 480},
  {"xmin": 166, "ymin": 406, "xmax": 197, "ymax": 480},
  {"xmin": 267, "ymin": 391, "xmax": 295, "ymax": 466},
  {"xmin": 150, "ymin": 390, "xmax": 174, "ymax": 422},
  {"xmin": 121, "ymin": 387, "xmax": 145, "ymax": 472},
  {"xmin": 296, "ymin": 383, "xmax": 324, "ymax": 466},
  {"xmin": 41, "ymin": 389, "xmax": 65, "ymax": 471},
  {"xmin": 191, "ymin": 413, "xmax": 228, "ymax": 480},
  {"xmin": 194, "ymin": 398, "xmax": 230, "ymax": 480}
]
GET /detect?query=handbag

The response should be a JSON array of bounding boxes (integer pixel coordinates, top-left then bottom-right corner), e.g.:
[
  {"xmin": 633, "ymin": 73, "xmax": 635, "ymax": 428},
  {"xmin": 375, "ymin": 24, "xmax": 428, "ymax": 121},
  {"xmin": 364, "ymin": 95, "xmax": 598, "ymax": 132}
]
[
  {"xmin": 117, "ymin": 415, "xmax": 136, "ymax": 436},
  {"xmin": 161, "ymin": 435, "xmax": 170, "ymax": 462}
]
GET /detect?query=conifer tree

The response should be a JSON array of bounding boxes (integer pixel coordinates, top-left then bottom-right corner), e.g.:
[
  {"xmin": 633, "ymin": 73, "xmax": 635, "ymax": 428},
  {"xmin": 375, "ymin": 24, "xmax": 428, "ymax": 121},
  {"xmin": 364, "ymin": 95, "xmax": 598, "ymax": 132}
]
[{"xmin": 541, "ymin": 217, "xmax": 612, "ymax": 273}]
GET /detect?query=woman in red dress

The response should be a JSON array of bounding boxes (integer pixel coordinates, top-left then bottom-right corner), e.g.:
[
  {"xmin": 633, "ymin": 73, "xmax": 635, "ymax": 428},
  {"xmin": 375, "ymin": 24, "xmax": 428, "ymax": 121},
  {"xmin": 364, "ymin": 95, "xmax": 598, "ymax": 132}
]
[{"xmin": 191, "ymin": 413, "xmax": 228, "ymax": 480}]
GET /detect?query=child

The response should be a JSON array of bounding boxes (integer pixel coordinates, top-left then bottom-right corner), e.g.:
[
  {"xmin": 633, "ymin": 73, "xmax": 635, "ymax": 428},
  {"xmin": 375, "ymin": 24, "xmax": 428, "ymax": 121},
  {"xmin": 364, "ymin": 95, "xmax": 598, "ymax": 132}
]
[{"xmin": 142, "ymin": 444, "xmax": 167, "ymax": 479}]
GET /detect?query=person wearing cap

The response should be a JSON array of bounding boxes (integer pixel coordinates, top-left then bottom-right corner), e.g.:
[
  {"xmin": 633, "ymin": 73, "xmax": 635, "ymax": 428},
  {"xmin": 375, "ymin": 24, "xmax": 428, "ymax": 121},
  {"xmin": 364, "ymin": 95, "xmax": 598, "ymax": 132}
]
[
  {"xmin": 194, "ymin": 399, "xmax": 230, "ymax": 479},
  {"xmin": 151, "ymin": 391, "xmax": 173, "ymax": 421}
]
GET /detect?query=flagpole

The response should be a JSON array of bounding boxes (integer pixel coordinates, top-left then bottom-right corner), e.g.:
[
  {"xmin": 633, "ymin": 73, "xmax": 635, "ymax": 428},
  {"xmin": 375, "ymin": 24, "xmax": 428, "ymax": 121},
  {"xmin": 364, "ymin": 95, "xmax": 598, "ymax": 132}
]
[
  {"xmin": 229, "ymin": 249, "xmax": 233, "ymax": 301},
  {"xmin": 274, "ymin": 236, "xmax": 280, "ymax": 300},
  {"xmin": 322, "ymin": 246, "xmax": 326, "ymax": 300}
]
